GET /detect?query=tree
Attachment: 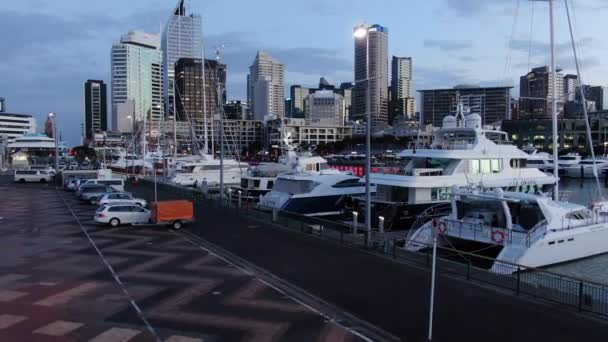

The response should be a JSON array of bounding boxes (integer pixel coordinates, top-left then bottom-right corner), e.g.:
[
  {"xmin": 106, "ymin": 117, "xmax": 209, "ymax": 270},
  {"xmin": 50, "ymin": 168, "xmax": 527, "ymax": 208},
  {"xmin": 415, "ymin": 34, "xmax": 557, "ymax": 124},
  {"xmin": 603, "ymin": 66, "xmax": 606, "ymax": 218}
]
[{"xmin": 71, "ymin": 145, "xmax": 97, "ymax": 164}]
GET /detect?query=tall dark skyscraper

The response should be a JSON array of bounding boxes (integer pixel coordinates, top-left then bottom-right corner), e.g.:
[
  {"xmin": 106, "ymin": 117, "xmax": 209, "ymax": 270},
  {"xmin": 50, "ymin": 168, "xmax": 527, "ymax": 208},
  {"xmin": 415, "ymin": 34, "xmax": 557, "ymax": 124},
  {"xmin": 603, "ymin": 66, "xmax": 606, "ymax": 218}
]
[
  {"xmin": 175, "ymin": 58, "xmax": 226, "ymax": 139},
  {"xmin": 519, "ymin": 66, "xmax": 564, "ymax": 118},
  {"xmin": 353, "ymin": 24, "xmax": 389, "ymax": 125},
  {"xmin": 84, "ymin": 80, "xmax": 108, "ymax": 142}
]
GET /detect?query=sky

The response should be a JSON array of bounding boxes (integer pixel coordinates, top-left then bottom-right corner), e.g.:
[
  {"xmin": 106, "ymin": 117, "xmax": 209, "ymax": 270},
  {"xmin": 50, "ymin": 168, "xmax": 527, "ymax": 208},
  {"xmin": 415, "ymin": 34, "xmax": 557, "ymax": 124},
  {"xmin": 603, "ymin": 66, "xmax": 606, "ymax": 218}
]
[{"xmin": 1, "ymin": 0, "xmax": 608, "ymax": 146}]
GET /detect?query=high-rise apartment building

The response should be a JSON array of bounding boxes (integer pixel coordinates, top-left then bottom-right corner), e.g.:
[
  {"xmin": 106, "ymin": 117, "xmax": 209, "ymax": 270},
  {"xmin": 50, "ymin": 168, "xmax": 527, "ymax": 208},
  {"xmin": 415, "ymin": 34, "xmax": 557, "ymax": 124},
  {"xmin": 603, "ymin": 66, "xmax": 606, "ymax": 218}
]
[
  {"xmin": 519, "ymin": 66, "xmax": 564, "ymax": 118},
  {"xmin": 162, "ymin": 0, "xmax": 202, "ymax": 116},
  {"xmin": 390, "ymin": 56, "xmax": 415, "ymax": 122},
  {"xmin": 247, "ymin": 51, "xmax": 285, "ymax": 121},
  {"xmin": 419, "ymin": 85, "xmax": 512, "ymax": 127},
  {"xmin": 563, "ymin": 74, "xmax": 578, "ymax": 102},
  {"xmin": 353, "ymin": 24, "xmax": 389, "ymax": 125},
  {"xmin": 304, "ymin": 90, "xmax": 345, "ymax": 126},
  {"xmin": 111, "ymin": 31, "xmax": 164, "ymax": 133},
  {"xmin": 174, "ymin": 58, "xmax": 226, "ymax": 140},
  {"xmin": 224, "ymin": 100, "xmax": 248, "ymax": 120},
  {"xmin": 289, "ymin": 85, "xmax": 312, "ymax": 118},
  {"xmin": 84, "ymin": 80, "xmax": 108, "ymax": 142}
]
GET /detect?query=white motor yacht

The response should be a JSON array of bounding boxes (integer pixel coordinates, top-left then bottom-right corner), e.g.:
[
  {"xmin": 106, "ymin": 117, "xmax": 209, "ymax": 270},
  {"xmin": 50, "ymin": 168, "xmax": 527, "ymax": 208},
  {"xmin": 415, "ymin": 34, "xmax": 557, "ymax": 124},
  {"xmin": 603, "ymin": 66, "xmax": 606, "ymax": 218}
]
[
  {"xmin": 260, "ymin": 166, "xmax": 374, "ymax": 218},
  {"xmin": 563, "ymin": 158, "xmax": 608, "ymax": 178},
  {"xmin": 405, "ymin": 189, "xmax": 608, "ymax": 273},
  {"xmin": 169, "ymin": 154, "xmax": 247, "ymax": 187},
  {"xmin": 359, "ymin": 105, "xmax": 557, "ymax": 231}
]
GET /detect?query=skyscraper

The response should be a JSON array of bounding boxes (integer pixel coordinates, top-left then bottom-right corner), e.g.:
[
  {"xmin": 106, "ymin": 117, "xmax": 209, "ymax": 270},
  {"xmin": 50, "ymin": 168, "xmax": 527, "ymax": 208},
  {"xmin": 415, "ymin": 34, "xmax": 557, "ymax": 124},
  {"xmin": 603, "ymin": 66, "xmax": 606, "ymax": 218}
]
[
  {"xmin": 390, "ymin": 56, "xmax": 415, "ymax": 122},
  {"xmin": 247, "ymin": 51, "xmax": 285, "ymax": 121},
  {"xmin": 174, "ymin": 58, "xmax": 226, "ymax": 139},
  {"xmin": 519, "ymin": 66, "xmax": 564, "ymax": 118},
  {"xmin": 353, "ymin": 24, "xmax": 389, "ymax": 125},
  {"xmin": 111, "ymin": 31, "xmax": 164, "ymax": 133},
  {"xmin": 304, "ymin": 90, "xmax": 345, "ymax": 126},
  {"xmin": 563, "ymin": 74, "xmax": 578, "ymax": 102},
  {"xmin": 84, "ymin": 80, "xmax": 108, "ymax": 142},
  {"xmin": 162, "ymin": 0, "xmax": 202, "ymax": 116}
]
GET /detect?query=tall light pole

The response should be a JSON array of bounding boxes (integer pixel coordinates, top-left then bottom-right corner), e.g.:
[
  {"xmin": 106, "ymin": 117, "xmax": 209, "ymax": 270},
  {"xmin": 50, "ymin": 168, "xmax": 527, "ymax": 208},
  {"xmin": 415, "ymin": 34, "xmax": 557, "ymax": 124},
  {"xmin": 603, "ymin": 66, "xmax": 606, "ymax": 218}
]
[
  {"xmin": 353, "ymin": 25, "xmax": 372, "ymax": 236},
  {"xmin": 48, "ymin": 112, "xmax": 59, "ymax": 174},
  {"xmin": 127, "ymin": 115, "xmax": 134, "ymax": 176}
]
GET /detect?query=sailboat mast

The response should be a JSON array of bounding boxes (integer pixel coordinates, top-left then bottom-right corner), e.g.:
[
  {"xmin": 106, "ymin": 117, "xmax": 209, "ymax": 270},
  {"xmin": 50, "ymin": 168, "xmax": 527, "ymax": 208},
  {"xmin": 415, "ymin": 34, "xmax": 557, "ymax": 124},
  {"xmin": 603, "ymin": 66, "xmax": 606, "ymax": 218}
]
[{"xmin": 549, "ymin": 0, "xmax": 559, "ymax": 201}]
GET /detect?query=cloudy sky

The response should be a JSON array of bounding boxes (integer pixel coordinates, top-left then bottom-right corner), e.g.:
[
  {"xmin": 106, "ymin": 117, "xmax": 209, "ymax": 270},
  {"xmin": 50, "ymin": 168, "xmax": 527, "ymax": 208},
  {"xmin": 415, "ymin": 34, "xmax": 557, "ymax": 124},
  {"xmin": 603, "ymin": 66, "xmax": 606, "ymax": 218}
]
[{"xmin": 1, "ymin": 0, "xmax": 607, "ymax": 145}]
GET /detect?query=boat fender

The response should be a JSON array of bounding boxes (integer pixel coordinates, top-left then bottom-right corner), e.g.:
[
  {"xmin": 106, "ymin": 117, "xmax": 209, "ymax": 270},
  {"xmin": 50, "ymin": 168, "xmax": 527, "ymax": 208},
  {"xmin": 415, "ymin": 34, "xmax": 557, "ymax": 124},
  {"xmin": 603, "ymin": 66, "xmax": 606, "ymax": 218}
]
[{"xmin": 491, "ymin": 229, "xmax": 505, "ymax": 244}]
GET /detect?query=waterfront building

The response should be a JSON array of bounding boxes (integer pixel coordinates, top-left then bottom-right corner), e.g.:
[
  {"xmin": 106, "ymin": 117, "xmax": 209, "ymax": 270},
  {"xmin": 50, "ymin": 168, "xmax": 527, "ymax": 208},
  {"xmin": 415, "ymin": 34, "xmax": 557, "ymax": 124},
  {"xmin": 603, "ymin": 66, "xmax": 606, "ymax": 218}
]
[
  {"xmin": 111, "ymin": 31, "xmax": 164, "ymax": 134},
  {"xmin": 84, "ymin": 80, "xmax": 108, "ymax": 143},
  {"xmin": 353, "ymin": 24, "xmax": 389, "ymax": 125},
  {"xmin": 337, "ymin": 83, "xmax": 354, "ymax": 122},
  {"xmin": 304, "ymin": 90, "xmax": 345, "ymax": 126},
  {"xmin": 266, "ymin": 118, "xmax": 352, "ymax": 147},
  {"xmin": 519, "ymin": 66, "xmax": 564, "ymax": 118},
  {"xmin": 247, "ymin": 51, "xmax": 285, "ymax": 121},
  {"xmin": 0, "ymin": 112, "xmax": 36, "ymax": 141},
  {"xmin": 419, "ymin": 85, "xmax": 512, "ymax": 127},
  {"xmin": 502, "ymin": 111, "xmax": 608, "ymax": 154},
  {"xmin": 162, "ymin": 0, "xmax": 202, "ymax": 116},
  {"xmin": 7, "ymin": 133, "xmax": 68, "ymax": 167}
]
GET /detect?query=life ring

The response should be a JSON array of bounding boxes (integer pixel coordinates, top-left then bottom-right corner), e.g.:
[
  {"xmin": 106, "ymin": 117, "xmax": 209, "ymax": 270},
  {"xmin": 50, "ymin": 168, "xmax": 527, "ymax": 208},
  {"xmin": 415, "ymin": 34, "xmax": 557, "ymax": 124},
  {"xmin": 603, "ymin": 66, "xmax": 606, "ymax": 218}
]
[
  {"xmin": 438, "ymin": 221, "xmax": 447, "ymax": 234},
  {"xmin": 491, "ymin": 230, "xmax": 505, "ymax": 244}
]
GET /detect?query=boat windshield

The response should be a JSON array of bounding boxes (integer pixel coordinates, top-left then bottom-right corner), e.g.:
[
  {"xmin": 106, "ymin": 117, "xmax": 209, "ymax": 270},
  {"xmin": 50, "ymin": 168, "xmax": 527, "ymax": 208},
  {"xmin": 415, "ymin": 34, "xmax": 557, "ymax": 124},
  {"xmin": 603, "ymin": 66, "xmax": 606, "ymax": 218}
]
[{"xmin": 273, "ymin": 179, "xmax": 317, "ymax": 194}]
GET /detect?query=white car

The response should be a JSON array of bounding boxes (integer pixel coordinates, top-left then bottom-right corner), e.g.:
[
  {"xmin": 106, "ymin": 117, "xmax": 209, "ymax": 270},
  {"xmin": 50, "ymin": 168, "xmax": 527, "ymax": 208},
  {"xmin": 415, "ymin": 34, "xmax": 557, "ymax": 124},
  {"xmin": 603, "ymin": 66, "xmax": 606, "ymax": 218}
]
[
  {"xmin": 14, "ymin": 170, "xmax": 53, "ymax": 183},
  {"xmin": 94, "ymin": 204, "xmax": 151, "ymax": 227},
  {"xmin": 30, "ymin": 165, "xmax": 55, "ymax": 175},
  {"xmin": 97, "ymin": 193, "xmax": 147, "ymax": 208}
]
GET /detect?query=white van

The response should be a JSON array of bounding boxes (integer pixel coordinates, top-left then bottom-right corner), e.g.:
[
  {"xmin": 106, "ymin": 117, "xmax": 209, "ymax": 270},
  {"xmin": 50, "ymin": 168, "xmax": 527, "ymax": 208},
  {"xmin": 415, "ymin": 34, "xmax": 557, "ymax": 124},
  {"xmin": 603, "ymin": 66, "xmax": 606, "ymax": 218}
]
[
  {"xmin": 14, "ymin": 170, "xmax": 53, "ymax": 183},
  {"xmin": 80, "ymin": 179, "xmax": 125, "ymax": 192},
  {"xmin": 30, "ymin": 165, "xmax": 55, "ymax": 175}
]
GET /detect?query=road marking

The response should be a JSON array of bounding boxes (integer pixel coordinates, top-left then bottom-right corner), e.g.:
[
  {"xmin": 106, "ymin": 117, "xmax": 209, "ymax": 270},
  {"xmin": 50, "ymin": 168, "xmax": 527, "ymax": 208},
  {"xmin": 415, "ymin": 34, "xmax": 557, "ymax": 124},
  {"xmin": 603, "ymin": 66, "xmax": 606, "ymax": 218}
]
[
  {"xmin": 0, "ymin": 290, "xmax": 27, "ymax": 302},
  {"xmin": 34, "ymin": 320, "xmax": 83, "ymax": 336},
  {"xmin": 88, "ymin": 327, "xmax": 140, "ymax": 342},
  {"xmin": 165, "ymin": 336, "xmax": 203, "ymax": 342},
  {"xmin": 57, "ymin": 191, "xmax": 161, "ymax": 342},
  {"xmin": 0, "ymin": 314, "xmax": 27, "ymax": 329},
  {"xmin": 35, "ymin": 282, "xmax": 100, "ymax": 306}
]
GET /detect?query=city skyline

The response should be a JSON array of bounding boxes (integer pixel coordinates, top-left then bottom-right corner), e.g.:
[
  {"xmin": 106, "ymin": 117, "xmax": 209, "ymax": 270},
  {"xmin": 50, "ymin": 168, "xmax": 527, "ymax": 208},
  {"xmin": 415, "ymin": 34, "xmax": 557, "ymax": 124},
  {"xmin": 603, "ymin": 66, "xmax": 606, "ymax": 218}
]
[{"xmin": 3, "ymin": 0, "xmax": 608, "ymax": 145}]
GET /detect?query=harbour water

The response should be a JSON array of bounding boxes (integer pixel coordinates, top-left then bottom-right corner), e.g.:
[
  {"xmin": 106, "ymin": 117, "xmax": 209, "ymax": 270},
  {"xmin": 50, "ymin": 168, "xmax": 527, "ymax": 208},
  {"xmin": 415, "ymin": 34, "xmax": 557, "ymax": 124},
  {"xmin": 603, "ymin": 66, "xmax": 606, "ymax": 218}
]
[{"xmin": 545, "ymin": 178, "xmax": 608, "ymax": 284}]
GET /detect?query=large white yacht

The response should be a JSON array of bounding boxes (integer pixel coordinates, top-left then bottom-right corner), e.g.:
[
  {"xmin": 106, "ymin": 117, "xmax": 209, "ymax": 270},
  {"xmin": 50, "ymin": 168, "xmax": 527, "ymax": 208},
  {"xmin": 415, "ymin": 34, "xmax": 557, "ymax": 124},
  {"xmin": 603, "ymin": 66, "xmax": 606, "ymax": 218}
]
[
  {"xmin": 259, "ymin": 166, "xmax": 374, "ymax": 218},
  {"xmin": 405, "ymin": 189, "xmax": 608, "ymax": 273},
  {"xmin": 361, "ymin": 105, "xmax": 557, "ymax": 231},
  {"xmin": 563, "ymin": 158, "xmax": 608, "ymax": 178},
  {"xmin": 169, "ymin": 154, "xmax": 247, "ymax": 187},
  {"xmin": 232, "ymin": 134, "xmax": 327, "ymax": 201}
]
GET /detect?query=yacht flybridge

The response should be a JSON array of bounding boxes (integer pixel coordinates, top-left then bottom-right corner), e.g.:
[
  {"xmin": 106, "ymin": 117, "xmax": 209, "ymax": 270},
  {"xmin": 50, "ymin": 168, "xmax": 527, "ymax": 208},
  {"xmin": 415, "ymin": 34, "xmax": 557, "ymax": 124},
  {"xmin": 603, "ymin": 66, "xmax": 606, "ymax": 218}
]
[
  {"xmin": 405, "ymin": 189, "xmax": 608, "ymax": 273},
  {"xmin": 362, "ymin": 105, "xmax": 557, "ymax": 230}
]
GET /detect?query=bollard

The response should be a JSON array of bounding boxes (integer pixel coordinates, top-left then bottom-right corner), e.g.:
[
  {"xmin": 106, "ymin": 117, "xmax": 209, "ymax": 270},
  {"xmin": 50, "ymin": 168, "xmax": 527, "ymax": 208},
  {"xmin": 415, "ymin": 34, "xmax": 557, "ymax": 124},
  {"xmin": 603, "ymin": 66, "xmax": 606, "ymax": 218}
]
[
  {"xmin": 352, "ymin": 211, "xmax": 358, "ymax": 234},
  {"xmin": 228, "ymin": 189, "xmax": 233, "ymax": 204},
  {"xmin": 238, "ymin": 190, "xmax": 242, "ymax": 208},
  {"xmin": 379, "ymin": 216, "xmax": 385, "ymax": 234},
  {"xmin": 272, "ymin": 209, "xmax": 278, "ymax": 223}
]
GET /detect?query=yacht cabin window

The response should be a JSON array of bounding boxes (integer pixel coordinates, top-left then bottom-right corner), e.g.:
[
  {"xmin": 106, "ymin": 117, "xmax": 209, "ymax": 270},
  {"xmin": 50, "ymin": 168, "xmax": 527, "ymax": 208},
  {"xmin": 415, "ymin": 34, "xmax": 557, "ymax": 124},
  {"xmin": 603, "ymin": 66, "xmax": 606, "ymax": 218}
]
[
  {"xmin": 273, "ymin": 179, "xmax": 318, "ymax": 194},
  {"xmin": 470, "ymin": 159, "xmax": 501, "ymax": 174}
]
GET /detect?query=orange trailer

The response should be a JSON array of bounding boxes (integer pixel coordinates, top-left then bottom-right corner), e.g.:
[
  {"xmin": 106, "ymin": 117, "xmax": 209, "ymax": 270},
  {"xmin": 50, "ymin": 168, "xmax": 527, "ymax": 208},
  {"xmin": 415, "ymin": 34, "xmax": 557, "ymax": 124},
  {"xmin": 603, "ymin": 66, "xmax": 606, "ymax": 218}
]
[{"xmin": 150, "ymin": 200, "xmax": 194, "ymax": 229}]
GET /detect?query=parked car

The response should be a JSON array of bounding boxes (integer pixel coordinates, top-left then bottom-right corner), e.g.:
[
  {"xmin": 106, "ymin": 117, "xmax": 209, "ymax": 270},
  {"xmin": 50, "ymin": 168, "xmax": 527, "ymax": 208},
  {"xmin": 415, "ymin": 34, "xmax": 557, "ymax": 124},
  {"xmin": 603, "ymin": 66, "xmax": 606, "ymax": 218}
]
[
  {"xmin": 30, "ymin": 165, "xmax": 55, "ymax": 175},
  {"xmin": 80, "ymin": 162, "xmax": 90, "ymax": 170},
  {"xmin": 14, "ymin": 170, "xmax": 53, "ymax": 183},
  {"xmin": 97, "ymin": 192, "xmax": 146, "ymax": 208},
  {"xmin": 69, "ymin": 161, "xmax": 79, "ymax": 170},
  {"xmin": 94, "ymin": 204, "xmax": 151, "ymax": 227},
  {"xmin": 79, "ymin": 178, "xmax": 125, "ymax": 192},
  {"xmin": 65, "ymin": 178, "xmax": 81, "ymax": 191},
  {"xmin": 58, "ymin": 161, "xmax": 67, "ymax": 170},
  {"xmin": 79, "ymin": 185, "xmax": 115, "ymax": 204}
]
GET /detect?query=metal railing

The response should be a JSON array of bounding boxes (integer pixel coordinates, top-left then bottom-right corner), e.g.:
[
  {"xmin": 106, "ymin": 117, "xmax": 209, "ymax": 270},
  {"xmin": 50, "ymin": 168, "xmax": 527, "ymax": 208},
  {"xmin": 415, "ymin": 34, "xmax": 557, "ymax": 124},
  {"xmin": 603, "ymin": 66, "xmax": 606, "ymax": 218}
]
[{"xmin": 132, "ymin": 178, "xmax": 608, "ymax": 320}]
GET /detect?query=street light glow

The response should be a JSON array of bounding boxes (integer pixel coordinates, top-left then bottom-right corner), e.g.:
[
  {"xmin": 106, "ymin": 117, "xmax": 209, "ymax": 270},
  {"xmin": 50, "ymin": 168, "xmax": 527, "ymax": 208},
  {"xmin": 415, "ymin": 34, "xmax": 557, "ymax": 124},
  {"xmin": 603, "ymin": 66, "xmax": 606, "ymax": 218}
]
[
  {"xmin": 48, "ymin": 112, "xmax": 56, "ymax": 118},
  {"xmin": 353, "ymin": 26, "xmax": 368, "ymax": 39}
]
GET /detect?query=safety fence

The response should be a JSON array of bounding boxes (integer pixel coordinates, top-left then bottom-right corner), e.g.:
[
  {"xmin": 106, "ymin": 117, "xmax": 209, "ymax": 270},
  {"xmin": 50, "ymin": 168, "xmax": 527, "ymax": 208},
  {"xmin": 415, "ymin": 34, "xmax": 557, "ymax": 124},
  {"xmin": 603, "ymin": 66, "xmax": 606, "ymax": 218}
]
[{"xmin": 131, "ymin": 177, "xmax": 608, "ymax": 320}]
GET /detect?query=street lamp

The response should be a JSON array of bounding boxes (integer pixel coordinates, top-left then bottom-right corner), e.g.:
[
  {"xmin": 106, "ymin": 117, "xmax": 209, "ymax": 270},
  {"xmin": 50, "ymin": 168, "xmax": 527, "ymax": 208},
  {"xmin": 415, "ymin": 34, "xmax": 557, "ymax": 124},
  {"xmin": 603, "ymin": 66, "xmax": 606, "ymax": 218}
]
[
  {"xmin": 48, "ymin": 112, "xmax": 59, "ymax": 176},
  {"xmin": 127, "ymin": 115, "xmax": 134, "ymax": 176},
  {"xmin": 353, "ymin": 24, "xmax": 372, "ymax": 241}
]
